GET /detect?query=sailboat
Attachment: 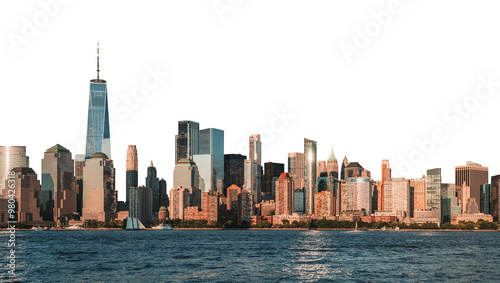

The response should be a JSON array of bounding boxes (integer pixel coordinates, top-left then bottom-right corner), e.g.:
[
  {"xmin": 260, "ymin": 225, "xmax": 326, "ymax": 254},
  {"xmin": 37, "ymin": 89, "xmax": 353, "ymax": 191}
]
[{"xmin": 126, "ymin": 217, "xmax": 146, "ymax": 230}]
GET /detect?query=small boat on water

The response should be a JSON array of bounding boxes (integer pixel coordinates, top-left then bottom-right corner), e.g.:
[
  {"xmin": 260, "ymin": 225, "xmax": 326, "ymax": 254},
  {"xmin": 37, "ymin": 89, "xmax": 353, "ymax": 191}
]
[
  {"xmin": 31, "ymin": 226, "xmax": 42, "ymax": 231},
  {"xmin": 152, "ymin": 223, "xmax": 173, "ymax": 230},
  {"xmin": 66, "ymin": 224, "xmax": 82, "ymax": 230}
]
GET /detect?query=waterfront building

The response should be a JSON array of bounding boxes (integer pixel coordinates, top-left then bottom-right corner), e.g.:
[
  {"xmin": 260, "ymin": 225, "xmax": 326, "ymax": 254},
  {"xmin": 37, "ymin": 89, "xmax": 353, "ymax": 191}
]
[
  {"xmin": 315, "ymin": 190, "xmax": 335, "ymax": 217},
  {"xmin": 146, "ymin": 161, "xmax": 160, "ymax": 212},
  {"xmin": 223, "ymin": 154, "xmax": 246, "ymax": 195},
  {"xmin": 175, "ymin": 120, "xmax": 199, "ymax": 163},
  {"xmin": 126, "ymin": 145, "xmax": 138, "ymax": 207},
  {"xmin": 294, "ymin": 188, "xmax": 305, "ymax": 214},
  {"xmin": 441, "ymin": 183, "xmax": 462, "ymax": 223},
  {"xmin": 81, "ymin": 152, "xmax": 117, "ymax": 222},
  {"xmin": 41, "ymin": 144, "xmax": 76, "ymax": 222},
  {"xmin": 257, "ymin": 200, "xmax": 276, "ymax": 216},
  {"xmin": 169, "ymin": 186, "xmax": 190, "ymax": 220},
  {"xmin": 379, "ymin": 160, "xmax": 391, "ymax": 211},
  {"xmin": 74, "ymin": 154, "xmax": 85, "ymax": 215},
  {"xmin": 129, "ymin": 185, "xmax": 153, "ymax": 225},
  {"xmin": 226, "ymin": 184, "xmax": 242, "ymax": 211},
  {"xmin": 193, "ymin": 128, "xmax": 224, "ymax": 193},
  {"xmin": 345, "ymin": 177, "xmax": 372, "ymax": 214},
  {"xmin": 427, "ymin": 168, "xmax": 442, "ymax": 215},
  {"xmin": 304, "ymin": 138, "xmax": 317, "ymax": 215},
  {"xmin": 244, "ymin": 159, "xmax": 262, "ymax": 204},
  {"xmin": 159, "ymin": 178, "xmax": 169, "ymax": 208},
  {"xmin": 237, "ymin": 189, "xmax": 253, "ymax": 225},
  {"xmin": 2, "ymin": 167, "xmax": 43, "ymax": 225},
  {"xmin": 275, "ymin": 173, "xmax": 294, "ymax": 215},
  {"xmin": 455, "ymin": 162, "xmax": 489, "ymax": 213},
  {"xmin": 0, "ymin": 146, "xmax": 29, "ymax": 197},
  {"xmin": 85, "ymin": 43, "xmax": 111, "ymax": 159},
  {"xmin": 384, "ymin": 178, "xmax": 410, "ymax": 218},
  {"xmin": 480, "ymin": 184, "xmax": 491, "ymax": 215},
  {"xmin": 202, "ymin": 191, "xmax": 220, "ymax": 223},
  {"xmin": 264, "ymin": 162, "xmax": 284, "ymax": 197},
  {"xmin": 173, "ymin": 159, "xmax": 199, "ymax": 189},
  {"xmin": 491, "ymin": 175, "xmax": 500, "ymax": 221},
  {"xmin": 410, "ymin": 177, "xmax": 426, "ymax": 211}
]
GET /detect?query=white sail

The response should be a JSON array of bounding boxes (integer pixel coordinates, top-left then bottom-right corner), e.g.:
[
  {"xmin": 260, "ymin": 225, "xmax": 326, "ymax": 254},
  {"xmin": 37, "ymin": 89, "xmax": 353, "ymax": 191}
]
[{"xmin": 126, "ymin": 217, "xmax": 145, "ymax": 230}]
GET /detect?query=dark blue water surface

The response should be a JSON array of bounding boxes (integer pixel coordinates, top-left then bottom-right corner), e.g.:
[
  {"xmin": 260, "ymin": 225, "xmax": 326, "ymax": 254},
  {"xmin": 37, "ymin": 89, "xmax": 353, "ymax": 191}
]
[{"xmin": 1, "ymin": 229, "xmax": 500, "ymax": 282}]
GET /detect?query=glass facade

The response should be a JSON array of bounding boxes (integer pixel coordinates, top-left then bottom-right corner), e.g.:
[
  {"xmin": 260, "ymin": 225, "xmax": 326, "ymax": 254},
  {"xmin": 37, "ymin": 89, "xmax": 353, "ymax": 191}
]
[
  {"xmin": 294, "ymin": 189, "xmax": 305, "ymax": 214},
  {"xmin": 85, "ymin": 81, "xmax": 111, "ymax": 159},
  {"xmin": 480, "ymin": 184, "xmax": 491, "ymax": 215},
  {"xmin": 175, "ymin": 121, "xmax": 199, "ymax": 163},
  {"xmin": 304, "ymin": 138, "xmax": 317, "ymax": 215},
  {"xmin": 426, "ymin": 168, "xmax": 442, "ymax": 213},
  {"xmin": 193, "ymin": 128, "xmax": 224, "ymax": 193}
]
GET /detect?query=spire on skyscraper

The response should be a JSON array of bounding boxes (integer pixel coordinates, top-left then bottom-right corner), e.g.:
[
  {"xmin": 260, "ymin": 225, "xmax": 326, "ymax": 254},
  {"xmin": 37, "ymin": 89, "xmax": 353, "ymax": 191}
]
[
  {"xmin": 150, "ymin": 160, "xmax": 154, "ymax": 167},
  {"xmin": 328, "ymin": 146, "xmax": 336, "ymax": 161},
  {"xmin": 97, "ymin": 42, "xmax": 100, "ymax": 80}
]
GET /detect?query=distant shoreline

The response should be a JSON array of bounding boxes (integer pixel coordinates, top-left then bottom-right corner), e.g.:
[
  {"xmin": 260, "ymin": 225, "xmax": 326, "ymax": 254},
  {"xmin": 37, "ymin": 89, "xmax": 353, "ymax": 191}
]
[{"xmin": 3, "ymin": 228, "xmax": 499, "ymax": 232}]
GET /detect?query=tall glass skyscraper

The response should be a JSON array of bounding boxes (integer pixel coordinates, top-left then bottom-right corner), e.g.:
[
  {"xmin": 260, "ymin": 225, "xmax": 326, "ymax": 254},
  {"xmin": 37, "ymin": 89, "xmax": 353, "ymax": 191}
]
[
  {"xmin": 85, "ymin": 43, "xmax": 111, "ymax": 159},
  {"xmin": 193, "ymin": 128, "xmax": 224, "ymax": 193},
  {"xmin": 304, "ymin": 138, "xmax": 317, "ymax": 215},
  {"xmin": 175, "ymin": 120, "xmax": 199, "ymax": 163},
  {"xmin": 426, "ymin": 168, "xmax": 442, "ymax": 214}
]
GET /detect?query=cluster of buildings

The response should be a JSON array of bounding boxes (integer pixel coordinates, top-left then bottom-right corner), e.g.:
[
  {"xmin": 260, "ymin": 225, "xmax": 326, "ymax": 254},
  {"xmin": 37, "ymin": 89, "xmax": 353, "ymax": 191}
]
[{"xmin": 1, "ymin": 46, "xmax": 498, "ymax": 228}]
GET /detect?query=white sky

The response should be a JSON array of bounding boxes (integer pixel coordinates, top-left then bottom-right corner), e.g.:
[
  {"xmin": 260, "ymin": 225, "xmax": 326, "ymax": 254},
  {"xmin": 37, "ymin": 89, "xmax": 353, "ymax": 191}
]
[{"xmin": 2, "ymin": 0, "xmax": 500, "ymax": 201}]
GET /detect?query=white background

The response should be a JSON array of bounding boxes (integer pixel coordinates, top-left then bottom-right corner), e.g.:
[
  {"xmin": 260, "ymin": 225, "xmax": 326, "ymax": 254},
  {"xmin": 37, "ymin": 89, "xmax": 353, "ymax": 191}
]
[{"xmin": 2, "ymin": 0, "xmax": 500, "ymax": 201}]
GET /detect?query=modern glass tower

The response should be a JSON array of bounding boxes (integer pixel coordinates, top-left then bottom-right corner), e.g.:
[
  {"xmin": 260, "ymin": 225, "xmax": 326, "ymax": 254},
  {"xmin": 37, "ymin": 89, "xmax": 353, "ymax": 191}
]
[
  {"xmin": 193, "ymin": 128, "xmax": 224, "ymax": 193},
  {"xmin": 85, "ymin": 43, "xmax": 111, "ymax": 159},
  {"xmin": 175, "ymin": 120, "xmax": 199, "ymax": 163},
  {"xmin": 304, "ymin": 138, "xmax": 317, "ymax": 215}
]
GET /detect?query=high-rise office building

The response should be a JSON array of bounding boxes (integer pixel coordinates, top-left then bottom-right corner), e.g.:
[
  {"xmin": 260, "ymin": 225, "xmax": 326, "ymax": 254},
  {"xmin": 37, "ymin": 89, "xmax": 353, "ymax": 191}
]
[
  {"xmin": 345, "ymin": 177, "xmax": 372, "ymax": 214},
  {"xmin": 129, "ymin": 185, "xmax": 153, "ymax": 225},
  {"xmin": 340, "ymin": 156, "xmax": 348, "ymax": 180},
  {"xmin": 288, "ymin": 152, "xmax": 304, "ymax": 179},
  {"xmin": 384, "ymin": 178, "xmax": 410, "ymax": 218},
  {"xmin": 173, "ymin": 159, "xmax": 199, "ymax": 189},
  {"xmin": 294, "ymin": 188, "xmax": 305, "ymax": 214},
  {"xmin": 326, "ymin": 147, "xmax": 339, "ymax": 179},
  {"xmin": 480, "ymin": 184, "xmax": 491, "ymax": 215},
  {"xmin": 380, "ymin": 160, "xmax": 391, "ymax": 211},
  {"xmin": 426, "ymin": 168, "xmax": 442, "ymax": 215},
  {"xmin": 410, "ymin": 177, "xmax": 426, "ymax": 211},
  {"xmin": 455, "ymin": 162, "xmax": 489, "ymax": 213},
  {"xmin": 175, "ymin": 120, "xmax": 199, "ymax": 163},
  {"xmin": 491, "ymin": 175, "xmax": 500, "ymax": 221},
  {"xmin": 169, "ymin": 186, "xmax": 190, "ymax": 220},
  {"xmin": 441, "ymin": 183, "xmax": 461, "ymax": 223},
  {"xmin": 146, "ymin": 161, "xmax": 160, "ymax": 213},
  {"xmin": 317, "ymin": 161, "xmax": 326, "ymax": 178},
  {"xmin": 159, "ymin": 178, "xmax": 169, "ymax": 208},
  {"xmin": 315, "ymin": 190, "xmax": 335, "ymax": 217},
  {"xmin": 74, "ymin": 154, "xmax": 85, "ymax": 216},
  {"xmin": 249, "ymin": 134, "xmax": 261, "ymax": 166},
  {"xmin": 82, "ymin": 152, "xmax": 117, "ymax": 222},
  {"xmin": 0, "ymin": 146, "xmax": 29, "ymax": 197},
  {"xmin": 237, "ymin": 190, "xmax": 252, "ymax": 225},
  {"xmin": 304, "ymin": 138, "xmax": 317, "ymax": 215},
  {"xmin": 126, "ymin": 145, "xmax": 138, "ymax": 207},
  {"xmin": 2, "ymin": 167, "xmax": 43, "ymax": 225},
  {"xmin": 264, "ymin": 162, "xmax": 284, "ymax": 197},
  {"xmin": 193, "ymin": 128, "xmax": 224, "ymax": 193},
  {"xmin": 85, "ymin": 43, "xmax": 111, "ymax": 159},
  {"xmin": 41, "ymin": 144, "xmax": 76, "ymax": 222},
  {"xmin": 244, "ymin": 159, "xmax": 261, "ymax": 204},
  {"xmin": 223, "ymin": 154, "xmax": 246, "ymax": 195},
  {"xmin": 275, "ymin": 173, "xmax": 294, "ymax": 215}
]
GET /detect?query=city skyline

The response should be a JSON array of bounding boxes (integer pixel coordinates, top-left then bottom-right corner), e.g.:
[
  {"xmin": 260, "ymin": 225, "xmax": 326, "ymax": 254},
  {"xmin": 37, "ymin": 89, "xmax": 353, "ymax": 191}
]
[{"xmin": 2, "ymin": 2, "xmax": 500, "ymax": 201}]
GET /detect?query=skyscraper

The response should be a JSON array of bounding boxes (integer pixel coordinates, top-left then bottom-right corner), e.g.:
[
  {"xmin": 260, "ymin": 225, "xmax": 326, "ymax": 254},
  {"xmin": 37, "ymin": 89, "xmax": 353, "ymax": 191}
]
[
  {"xmin": 82, "ymin": 152, "xmax": 117, "ymax": 222},
  {"xmin": 0, "ymin": 146, "xmax": 29, "ymax": 197},
  {"xmin": 146, "ymin": 161, "xmax": 160, "ymax": 212},
  {"xmin": 249, "ymin": 134, "xmax": 261, "ymax": 166},
  {"xmin": 173, "ymin": 159, "xmax": 199, "ymax": 189},
  {"xmin": 74, "ymin": 154, "xmax": 85, "ymax": 216},
  {"xmin": 304, "ymin": 138, "xmax": 317, "ymax": 215},
  {"xmin": 491, "ymin": 175, "xmax": 500, "ymax": 221},
  {"xmin": 159, "ymin": 178, "xmax": 169, "ymax": 208},
  {"xmin": 175, "ymin": 120, "xmax": 199, "ymax": 163},
  {"xmin": 224, "ymin": 154, "xmax": 246, "ymax": 195},
  {"xmin": 426, "ymin": 168, "xmax": 442, "ymax": 217},
  {"xmin": 380, "ymin": 159, "xmax": 391, "ymax": 211},
  {"xmin": 326, "ymin": 147, "xmax": 339, "ymax": 178},
  {"xmin": 41, "ymin": 144, "xmax": 76, "ymax": 222},
  {"xmin": 441, "ymin": 183, "xmax": 461, "ymax": 223},
  {"xmin": 244, "ymin": 159, "xmax": 261, "ymax": 204},
  {"xmin": 275, "ymin": 173, "xmax": 294, "ymax": 215},
  {"xmin": 455, "ymin": 162, "xmax": 489, "ymax": 213},
  {"xmin": 85, "ymin": 43, "xmax": 111, "ymax": 159},
  {"xmin": 264, "ymin": 162, "xmax": 284, "ymax": 197},
  {"xmin": 384, "ymin": 178, "xmax": 410, "ymax": 218},
  {"xmin": 340, "ymin": 156, "xmax": 348, "ymax": 180},
  {"xmin": 193, "ymin": 128, "xmax": 224, "ymax": 193},
  {"xmin": 345, "ymin": 177, "xmax": 372, "ymax": 214},
  {"xmin": 126, "ymin": 145, "xmax": 138, "ymax": 207},
  {"xmin": 288, "ymin": 152, "xmax": 304, "ymax": 192}
]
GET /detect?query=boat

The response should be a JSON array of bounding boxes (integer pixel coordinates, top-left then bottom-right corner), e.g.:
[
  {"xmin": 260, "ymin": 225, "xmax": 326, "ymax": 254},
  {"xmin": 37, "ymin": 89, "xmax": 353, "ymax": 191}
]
[
  {"xmin": 31, "ymin": 226, "xmax": 42, "ymax": 231},
  {"xmin": 126, "ymin": 217, "xmax": 146, "ymax": 230},
  {"xmin": 394, "ymin": 227, "xmax": 400, "ymax": 231},
  {"xmin": 66, "ymin": 224, "xmax": 82, "ymax": 230},
  {"xmin": 152, "ymin": 223, "xmax": 173, "ymax": 230}
]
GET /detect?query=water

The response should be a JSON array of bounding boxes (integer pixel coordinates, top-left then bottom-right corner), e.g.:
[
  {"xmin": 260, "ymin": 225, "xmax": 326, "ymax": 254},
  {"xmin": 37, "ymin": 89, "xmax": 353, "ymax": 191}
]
[{"xmin": 1, "ymin": 229, "xmax": 500, "ymax": 282}]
